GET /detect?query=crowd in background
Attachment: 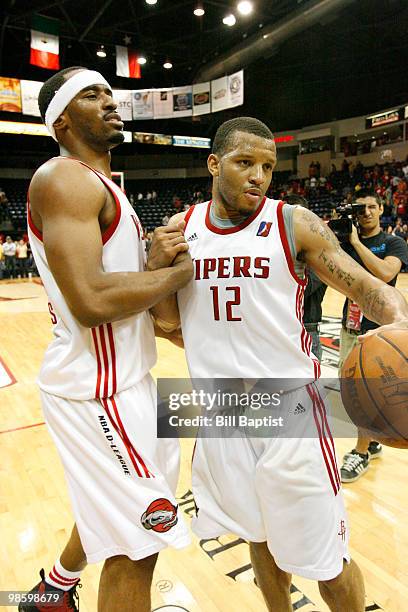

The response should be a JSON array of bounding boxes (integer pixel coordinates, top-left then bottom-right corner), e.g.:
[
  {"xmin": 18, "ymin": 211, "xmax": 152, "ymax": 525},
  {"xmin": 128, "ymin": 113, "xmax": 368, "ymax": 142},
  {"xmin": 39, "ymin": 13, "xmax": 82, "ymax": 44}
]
[
  {"xmin": 0, "ymin": 234, "xmax": 35, "ymax": 279},
  {"xmin": 0, "ymin": 157, "xmax": 407, "ymax": 281}
]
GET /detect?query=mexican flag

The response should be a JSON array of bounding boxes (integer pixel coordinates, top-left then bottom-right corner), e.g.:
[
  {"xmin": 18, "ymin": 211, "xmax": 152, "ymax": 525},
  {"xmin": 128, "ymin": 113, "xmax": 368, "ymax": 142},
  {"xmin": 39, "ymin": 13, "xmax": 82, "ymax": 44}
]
[
  {"xmin": 116, "ymin": 45, "xmax": 141, "ymax": 79},
  {"xmin": 30, "ymin": 15, "xmax": 60, "ymax": 70}
]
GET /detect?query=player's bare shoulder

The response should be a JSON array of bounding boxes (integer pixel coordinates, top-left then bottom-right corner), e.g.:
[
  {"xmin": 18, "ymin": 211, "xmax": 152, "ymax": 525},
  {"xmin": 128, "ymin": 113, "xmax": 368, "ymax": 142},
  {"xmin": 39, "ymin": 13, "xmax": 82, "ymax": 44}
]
[{"xmin": 29, "ymin": 158, "xmax": 107, "ymax": 219}]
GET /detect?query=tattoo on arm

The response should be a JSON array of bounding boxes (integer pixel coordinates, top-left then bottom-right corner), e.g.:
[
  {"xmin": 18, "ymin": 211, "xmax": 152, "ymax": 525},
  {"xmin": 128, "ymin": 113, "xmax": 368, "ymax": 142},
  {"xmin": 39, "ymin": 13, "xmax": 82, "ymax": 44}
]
[
  {"xmin": 361, "ymin": 288, "xmax": 386, "ymax": 322},
  {"xmin": 302, "ymin": 210, "xmax": 344, "ymax": 256},
  {"xmin": 318, "ymin": 249, "xmax": 356, "ymax": 287}
]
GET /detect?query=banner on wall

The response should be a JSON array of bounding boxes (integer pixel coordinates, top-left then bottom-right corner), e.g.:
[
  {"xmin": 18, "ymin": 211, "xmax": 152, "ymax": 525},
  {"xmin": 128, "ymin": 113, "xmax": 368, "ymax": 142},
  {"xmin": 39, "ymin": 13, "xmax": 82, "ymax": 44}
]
[
  {"xmin": 193, "ymin": 82, "xmax": 211, "ymax": 116},
  {"xmin": 173, "ymin": 86, "xmax": 193, "ymax": 118},
  {"xmin": 21, "ymin": 80, "xmax": 42, "ymax": 117},
  {"xmin": 0, "ymin": 70, "xmax": 245, "ymax": 120},
  {"xmin": 112, "ymin": 89, "xmax": 133, "ymax": 121},
  {"xmin": 132, "ymin": 89, "xmax": 154, "ymax": 120},
  {"xmin": 134, "ymin": 131, "xmax": 172, "ymax": 145},
  {"xmin": 0, "ymin": 77, "xmax": 22, "ymax": 113},
  {"xmin": 211, "ymin": 76, "xmax": 229, "ymax": 113},
  {"xmin": 228, "ymin": 70, "xmax": 244, "ymax": 109},
  {"xmin": 153, "ymin": 89, "xmax": 174, "ymax": 119}
]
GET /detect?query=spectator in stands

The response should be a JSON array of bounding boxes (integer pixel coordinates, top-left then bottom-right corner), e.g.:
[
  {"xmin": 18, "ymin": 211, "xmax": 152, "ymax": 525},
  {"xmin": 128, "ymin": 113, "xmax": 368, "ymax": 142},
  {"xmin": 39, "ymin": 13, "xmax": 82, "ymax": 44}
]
[
  {"xmin": 146, "ymin": 191, "xmax": 152, "ymax": 201},
  {"xmin": 162, "ymin": 213, "xmax": 170, "ymax": 226},
  {"xmin": 173, "ymin": 195, "xmax": 182, "ymax": 211},
  {"xmin": 3, "ymin": 235, "xmax": 16, "ymax": 279},
  {"xmin": 16, "ymin": 238, "xmax": 29, "ymax": 278},
  {"xmin": 395, "ymin": 223, "xmax": 408, "ymax": 241},
  {"xmin": 152, "ymin": 190, "xmax": 157, "ymax": 201},
  {"xmin": 137, "ymin": 192, "xmax": 143, "ymax": 201},
  {"xmin": 0, "ymin": 188, "xmax": 8, "ymax": 223},
  {"xmin": 129, "ymin": 193, "xmax": 135, "ymax": 206}
]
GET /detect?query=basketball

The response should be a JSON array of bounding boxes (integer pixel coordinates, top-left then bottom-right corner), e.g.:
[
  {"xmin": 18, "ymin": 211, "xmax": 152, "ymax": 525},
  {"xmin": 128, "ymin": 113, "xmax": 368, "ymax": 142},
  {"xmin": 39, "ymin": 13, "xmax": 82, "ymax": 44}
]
[{"xmin": 340, "ymin": 330, "xmax": 408, "ymax": 449}]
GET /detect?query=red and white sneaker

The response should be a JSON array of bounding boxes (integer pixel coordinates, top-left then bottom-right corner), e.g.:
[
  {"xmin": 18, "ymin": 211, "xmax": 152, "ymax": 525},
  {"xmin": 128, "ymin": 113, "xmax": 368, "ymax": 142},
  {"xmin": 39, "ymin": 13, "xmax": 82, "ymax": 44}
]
[{"xmin": 18, "ymin": 569, "xmax": 80, "ymax": 611}]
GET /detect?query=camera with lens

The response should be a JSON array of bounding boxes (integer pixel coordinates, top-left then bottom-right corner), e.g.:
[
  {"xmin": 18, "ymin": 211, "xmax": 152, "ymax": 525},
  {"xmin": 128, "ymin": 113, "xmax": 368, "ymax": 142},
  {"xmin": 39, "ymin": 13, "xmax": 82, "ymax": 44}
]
[{"xmin": 328, "ymin": 202, "xmax": 366, "ymax": 243}]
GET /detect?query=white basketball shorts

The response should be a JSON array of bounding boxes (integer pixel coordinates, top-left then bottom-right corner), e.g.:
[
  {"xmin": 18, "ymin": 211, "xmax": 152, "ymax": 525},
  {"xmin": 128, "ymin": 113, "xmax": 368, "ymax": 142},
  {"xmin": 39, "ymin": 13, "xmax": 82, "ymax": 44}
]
[
  {"xmin": 191, "ymin": 383, "xmax": 350, "ymax": 581},
  {"xmin": 41, "ymin": 373, "xmax": 190, "ymax": 564}
]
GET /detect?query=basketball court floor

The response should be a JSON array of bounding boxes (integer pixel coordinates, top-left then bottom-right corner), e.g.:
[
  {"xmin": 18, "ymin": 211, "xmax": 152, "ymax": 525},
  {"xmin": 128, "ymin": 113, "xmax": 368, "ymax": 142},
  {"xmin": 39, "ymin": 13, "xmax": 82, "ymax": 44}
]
[{"xmin": 1, "ymin": 277, "xmax": 407, "ymax": 611}]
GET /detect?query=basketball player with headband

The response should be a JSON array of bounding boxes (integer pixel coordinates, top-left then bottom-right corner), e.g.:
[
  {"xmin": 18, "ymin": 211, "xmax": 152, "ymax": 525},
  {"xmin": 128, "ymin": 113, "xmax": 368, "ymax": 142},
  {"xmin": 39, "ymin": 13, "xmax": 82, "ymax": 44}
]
[{"xmin": 20, "ymin": 67, "xmax": 193, "ymax": 612}]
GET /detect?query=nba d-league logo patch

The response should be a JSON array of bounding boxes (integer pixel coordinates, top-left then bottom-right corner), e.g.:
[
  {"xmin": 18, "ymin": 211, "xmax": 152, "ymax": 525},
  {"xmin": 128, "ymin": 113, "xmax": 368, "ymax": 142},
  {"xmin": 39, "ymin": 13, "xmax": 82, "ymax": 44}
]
[{"xmin": 257, "ymin": 221, "xmax": 272, "ymax": 237}]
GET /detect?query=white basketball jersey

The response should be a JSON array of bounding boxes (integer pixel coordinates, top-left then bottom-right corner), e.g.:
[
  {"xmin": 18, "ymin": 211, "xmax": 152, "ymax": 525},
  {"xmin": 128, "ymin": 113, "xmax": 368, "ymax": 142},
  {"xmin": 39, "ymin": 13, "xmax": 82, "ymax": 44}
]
[
  {"xmin": 178, "ymin": 198, "xmax": 320, "ymax": 380},
  {"xmin": 28, "ymin": 157, "xmax": 157, "ymax": 400}
]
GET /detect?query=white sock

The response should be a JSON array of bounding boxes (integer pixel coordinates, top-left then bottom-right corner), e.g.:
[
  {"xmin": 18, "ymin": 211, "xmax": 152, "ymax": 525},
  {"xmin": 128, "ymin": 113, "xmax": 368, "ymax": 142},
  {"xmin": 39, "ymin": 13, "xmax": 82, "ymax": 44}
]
[{"xmin": 45, "ymin": 558, "xmax": 82, "ymax": 591}]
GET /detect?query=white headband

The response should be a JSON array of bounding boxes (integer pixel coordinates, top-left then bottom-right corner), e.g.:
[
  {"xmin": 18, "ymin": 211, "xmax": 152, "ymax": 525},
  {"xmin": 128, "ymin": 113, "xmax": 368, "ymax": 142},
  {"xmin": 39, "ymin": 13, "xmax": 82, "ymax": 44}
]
[{"xmin": 45, "ymin": 70, "xmax": 111, "ymax": 141}]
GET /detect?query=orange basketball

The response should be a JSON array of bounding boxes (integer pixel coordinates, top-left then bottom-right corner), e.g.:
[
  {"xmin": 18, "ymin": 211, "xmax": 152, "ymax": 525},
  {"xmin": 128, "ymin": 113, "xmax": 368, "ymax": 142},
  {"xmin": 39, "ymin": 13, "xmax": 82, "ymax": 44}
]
[{"xmin": 340, "ymin": 329, "xmax": 408, "ymax": 449}]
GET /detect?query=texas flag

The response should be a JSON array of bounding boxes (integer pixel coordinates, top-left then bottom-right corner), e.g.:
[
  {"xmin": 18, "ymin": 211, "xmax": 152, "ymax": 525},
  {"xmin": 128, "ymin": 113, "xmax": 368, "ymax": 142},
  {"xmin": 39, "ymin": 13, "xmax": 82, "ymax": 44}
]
[
  {"xmin": 30, "ymin": 15, "xmax": 60, "ymax": 70},
  {"xmin": 116, "ymin": 45, "xmax": 141, "ymax": 79},
  {"xmin": 257, "ymin": 221, "xmax": 273, "ymax": 237}
]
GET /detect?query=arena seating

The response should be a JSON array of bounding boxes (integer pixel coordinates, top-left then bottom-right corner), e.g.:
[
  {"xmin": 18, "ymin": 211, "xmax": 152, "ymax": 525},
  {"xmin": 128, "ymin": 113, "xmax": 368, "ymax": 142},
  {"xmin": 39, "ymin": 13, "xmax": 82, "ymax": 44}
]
[{"xmin": 0, "ymin": 160, "xmax": 406, "ymax": 235}]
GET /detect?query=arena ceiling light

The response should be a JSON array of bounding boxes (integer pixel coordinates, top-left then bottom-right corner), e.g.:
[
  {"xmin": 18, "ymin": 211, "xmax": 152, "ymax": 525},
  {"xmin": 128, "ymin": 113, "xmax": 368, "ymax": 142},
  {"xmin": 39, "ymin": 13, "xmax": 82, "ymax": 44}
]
[
  {"xmin": 237, "ymin": 1, "xmax": 253, "ymax": 15},
  {"xmin": 96, "ymin": 45, "xmax": 106, "ymax": 58},
  {"xmin": 163, "ymin": 60, "xmax": 173, "ymax": 69},
  {"xmin": 194, "ymin": 3, "xmax": 205, "ymax": 16},
  {"xmin": 223, "ymin": 13, "xmax": 236, "ymax": 26},
  {"xmin": 137, "ymin": 56, "xmax": 147, "ymax": 65},
  {"xmin": 145, "ymin": 0, "xmax": 157, "ymax": 4}
]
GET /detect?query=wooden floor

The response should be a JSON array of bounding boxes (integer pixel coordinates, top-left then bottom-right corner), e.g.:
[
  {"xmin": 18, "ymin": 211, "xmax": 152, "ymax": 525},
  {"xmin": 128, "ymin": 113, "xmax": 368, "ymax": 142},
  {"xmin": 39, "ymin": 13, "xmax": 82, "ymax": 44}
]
[{"xmin": 1, "ymin": 277, "xmax": 408, "ymax": 612}]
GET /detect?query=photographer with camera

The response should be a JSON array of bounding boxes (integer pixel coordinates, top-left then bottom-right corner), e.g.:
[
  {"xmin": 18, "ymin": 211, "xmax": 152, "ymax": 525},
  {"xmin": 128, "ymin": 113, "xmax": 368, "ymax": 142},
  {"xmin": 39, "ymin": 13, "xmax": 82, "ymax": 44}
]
[{"xmin": 335, "ymin": 189, "xmax": 408, "ymax": 482}]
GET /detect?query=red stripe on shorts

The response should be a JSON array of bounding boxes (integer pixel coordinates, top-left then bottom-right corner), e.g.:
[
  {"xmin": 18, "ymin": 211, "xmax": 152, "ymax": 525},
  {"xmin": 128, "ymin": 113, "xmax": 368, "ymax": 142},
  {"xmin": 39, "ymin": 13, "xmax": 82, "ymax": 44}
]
[
  {"xmin": 98, "ymin": 325, "xmax": 110, "ymax": 398},
  {"xmin": 110, "ymin": 395, "xmax": 153, "ymax": 478},
  {"xmin": 307, "ymin": 385, "xmax": 339, "ymax": 495},
  {"xmin": 106, "ymin": 323, "xmax": 117, "ymax": 396},
  {"xmin": 312, "ymin": 386, "xmax": 340, "ymax": 489},
  {"xmin": 91, "ymin": 328, "xmax": 102, "ymax": 399},
  {"xmin": 101, "ymin": 398, "xmax": 143, "ymax": 478}
]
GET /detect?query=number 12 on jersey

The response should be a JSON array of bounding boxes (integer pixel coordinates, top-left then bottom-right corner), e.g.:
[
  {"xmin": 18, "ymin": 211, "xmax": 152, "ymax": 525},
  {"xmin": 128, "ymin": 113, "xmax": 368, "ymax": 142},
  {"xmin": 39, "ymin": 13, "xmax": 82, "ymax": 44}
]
[{"xmin": 210, "ymin": 286, "xmax": 241, "ymax": 321}]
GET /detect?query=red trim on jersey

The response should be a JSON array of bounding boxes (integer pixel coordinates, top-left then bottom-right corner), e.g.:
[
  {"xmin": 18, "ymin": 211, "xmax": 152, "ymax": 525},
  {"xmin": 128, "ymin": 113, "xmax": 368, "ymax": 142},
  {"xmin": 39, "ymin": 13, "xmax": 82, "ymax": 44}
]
[
  {"xmin": 27, "ymin": 195, "xmax": 43, "ymax": 242},
  {"xmin": 100, "ymin": 178, "xmax": 122, "ymax": 244},
  {"xmin": 107, "ymin": 323, "xmax": 117, "ymax": 396},
  {"xmin": 307, "ymin": 385, "xmax": 340, "ymax": 495},
  {"xmin": 204, "ymin": 197, "xmax": 266, "ymax": 235},
  {"xmin": 276, "ymin": 201, "xmax": 307, "ymax": 286},
  {"xmin": 183, "ymin": 204, "xmax": 195, "ymax": 231},
  {"xmin": 295, "ymin": 285, "xmax": 321, "ymax": 380},
  {"xmin": 29, "ymin": 157, "xmax": 123, "ymax": 245}
]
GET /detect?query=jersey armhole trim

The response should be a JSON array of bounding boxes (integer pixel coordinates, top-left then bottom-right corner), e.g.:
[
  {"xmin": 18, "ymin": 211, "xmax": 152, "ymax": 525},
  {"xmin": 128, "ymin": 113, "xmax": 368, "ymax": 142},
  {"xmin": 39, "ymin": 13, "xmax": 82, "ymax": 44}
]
[
  {"xmin": 277, "ymin": 201, "xmax": 306, "ymax": 286},
  {"xmin": 30, "ymin": 156, "xmax": 122, "ymax": 246},
  {"xmin": 184, "ymin": 204, "xmax": 195, "ymax": 231},
  {"xmin": 27, "ymin": 194, "xmax": 43, "ymax": 242}
]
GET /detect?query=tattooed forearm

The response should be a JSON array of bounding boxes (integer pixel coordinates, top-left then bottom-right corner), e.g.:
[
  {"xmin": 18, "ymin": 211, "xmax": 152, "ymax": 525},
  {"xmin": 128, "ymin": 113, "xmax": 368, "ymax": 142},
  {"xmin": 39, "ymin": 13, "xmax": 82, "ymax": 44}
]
[
  {"xmin": 358, "ymin": 285, "xmax": 408, "ymax": 325},
  {"xmin": 361, "ymin": 288, "xmax": 386, "ymax": 323},
  {"xmin": 318, "ymin": 249, "xmax": 356, "ymax": 287}
]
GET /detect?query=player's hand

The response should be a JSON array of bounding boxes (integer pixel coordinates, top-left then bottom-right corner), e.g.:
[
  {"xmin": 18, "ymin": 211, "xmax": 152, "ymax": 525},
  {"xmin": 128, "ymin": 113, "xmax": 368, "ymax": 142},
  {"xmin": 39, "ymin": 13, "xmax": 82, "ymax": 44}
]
[
  {"xmin": 358, "ymin": 319, "xmax": 408, "ymax": 342},
  {"xmin": 147, "ymin": 222, "xmax": 188, "ymax": 271}
]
